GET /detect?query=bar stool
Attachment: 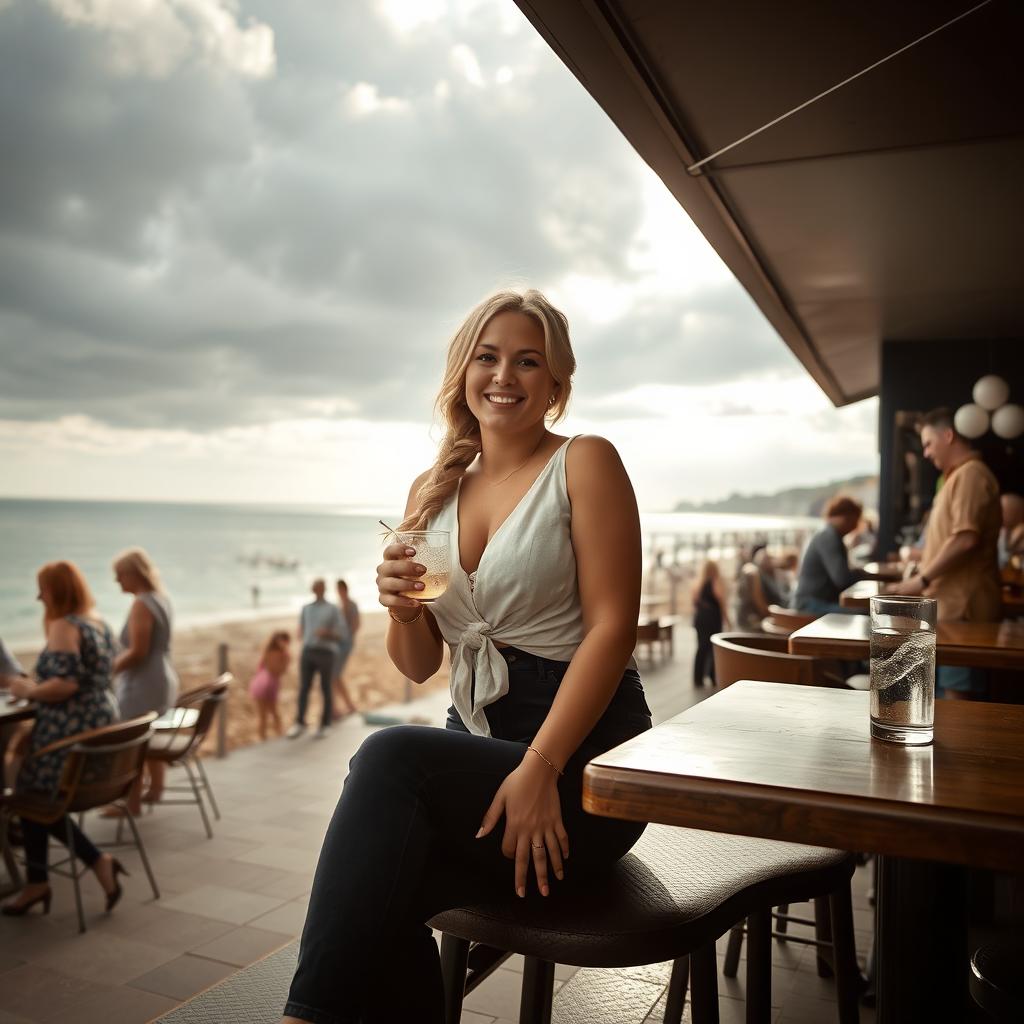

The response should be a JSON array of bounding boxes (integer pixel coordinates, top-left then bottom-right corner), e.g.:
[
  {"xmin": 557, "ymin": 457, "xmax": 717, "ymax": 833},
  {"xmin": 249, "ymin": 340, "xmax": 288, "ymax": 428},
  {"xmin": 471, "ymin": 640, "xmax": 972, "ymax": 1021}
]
[
  {"xmin": 431, "ymin": 824, "xmax": 861, "ymax": 1024},
  {"xmin": 970, "ymin": 943, "xmax": 1024, "ymax": 1022}
]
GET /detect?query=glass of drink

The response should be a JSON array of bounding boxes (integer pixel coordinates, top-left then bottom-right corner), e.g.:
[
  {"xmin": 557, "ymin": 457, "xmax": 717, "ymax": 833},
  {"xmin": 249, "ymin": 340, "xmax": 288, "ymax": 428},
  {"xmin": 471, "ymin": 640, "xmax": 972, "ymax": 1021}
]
[
  {"xmin": 394, "ymin": 530, "xmax": 451, "ymax": 603},
  {"xmin": 869, "ymin": 595, "xmax": 937, "ymax": 745}
]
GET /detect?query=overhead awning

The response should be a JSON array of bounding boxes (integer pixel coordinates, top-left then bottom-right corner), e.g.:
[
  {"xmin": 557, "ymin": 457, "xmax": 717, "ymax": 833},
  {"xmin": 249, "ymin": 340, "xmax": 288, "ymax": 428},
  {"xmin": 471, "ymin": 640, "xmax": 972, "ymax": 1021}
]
[{"xmin": 514, "ymin": 0, "xmax": 1024, "ymax": 405}]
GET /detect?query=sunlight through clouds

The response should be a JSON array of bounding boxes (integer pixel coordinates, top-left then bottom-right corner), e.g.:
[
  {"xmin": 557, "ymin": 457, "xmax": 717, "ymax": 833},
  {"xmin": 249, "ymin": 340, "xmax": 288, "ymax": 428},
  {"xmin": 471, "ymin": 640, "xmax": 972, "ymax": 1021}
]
[{"xmin": 46, "ymin": 0, "xmax": 276, "ymax": 78}]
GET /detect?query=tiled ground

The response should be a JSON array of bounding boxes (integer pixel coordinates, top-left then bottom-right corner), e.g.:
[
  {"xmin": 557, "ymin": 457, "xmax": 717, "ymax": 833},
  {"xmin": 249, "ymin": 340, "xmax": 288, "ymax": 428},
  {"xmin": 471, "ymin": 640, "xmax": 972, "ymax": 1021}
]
[{"xmin": 0, "ymin": 636, "xmax": 875, "ymax": 1024}]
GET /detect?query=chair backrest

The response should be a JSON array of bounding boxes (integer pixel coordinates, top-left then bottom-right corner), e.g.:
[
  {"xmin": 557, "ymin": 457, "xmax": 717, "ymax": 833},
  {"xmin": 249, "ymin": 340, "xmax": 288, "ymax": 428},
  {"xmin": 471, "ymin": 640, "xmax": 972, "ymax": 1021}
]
[
  {"xmin": 711, "ymin": 632, "xmax": 822, "ymax": 688},
  {"xmin": 761, "ymin": 605, "xmax": 819, "ymax": 636},
  {"xmin": 191, "ymin": 679, "xmax": 230, "ymax": 749},
  {"xmin": 177, "ymin": 672, "xmax": 232, "ymax": 709},
  {"xmin": 165, "ymin": 674, "xmax": 232, "ymax": 760},
  {"xmin": 636, "ymin": 621, "xmax": 662, "ymax": 643},
  {"xmin": 61, "ymin": 714, "xmax": 157, "ymax": 813}
]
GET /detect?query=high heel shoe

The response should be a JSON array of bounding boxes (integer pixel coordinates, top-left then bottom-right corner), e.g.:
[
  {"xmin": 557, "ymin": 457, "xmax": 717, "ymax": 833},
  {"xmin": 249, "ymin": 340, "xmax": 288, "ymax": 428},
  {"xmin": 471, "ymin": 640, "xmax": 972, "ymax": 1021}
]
[
  {"xmin": 2, "ymin": 888, "xmax": 52, "ymax": 916},
  {"xmin": 103, "ymin": 858, "xmax": 129, "ymax": 912}
]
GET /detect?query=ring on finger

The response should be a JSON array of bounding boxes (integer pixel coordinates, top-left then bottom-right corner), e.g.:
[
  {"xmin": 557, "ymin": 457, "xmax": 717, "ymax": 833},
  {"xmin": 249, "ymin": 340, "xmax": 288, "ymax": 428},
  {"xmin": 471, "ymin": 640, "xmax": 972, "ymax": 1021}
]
[{"xmin": 531, "ymin": 842, "xmax": 544, "ymax": 850}]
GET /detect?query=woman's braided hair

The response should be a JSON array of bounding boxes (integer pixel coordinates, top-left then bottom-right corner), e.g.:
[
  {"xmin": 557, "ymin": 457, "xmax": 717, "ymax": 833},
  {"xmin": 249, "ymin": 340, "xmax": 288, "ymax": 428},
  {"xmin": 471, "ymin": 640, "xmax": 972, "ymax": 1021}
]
[{"xmin": 399, "ymin": 289, "xmax": 575, "ymax": 531}]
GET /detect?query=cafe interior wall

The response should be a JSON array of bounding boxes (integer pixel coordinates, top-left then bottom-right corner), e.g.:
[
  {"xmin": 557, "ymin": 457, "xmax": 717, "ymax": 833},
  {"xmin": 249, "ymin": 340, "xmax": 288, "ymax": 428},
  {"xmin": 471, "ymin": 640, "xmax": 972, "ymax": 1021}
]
[{"xmin": 877, "ymin": 338, "xmax": 1024, "ymax": 557}]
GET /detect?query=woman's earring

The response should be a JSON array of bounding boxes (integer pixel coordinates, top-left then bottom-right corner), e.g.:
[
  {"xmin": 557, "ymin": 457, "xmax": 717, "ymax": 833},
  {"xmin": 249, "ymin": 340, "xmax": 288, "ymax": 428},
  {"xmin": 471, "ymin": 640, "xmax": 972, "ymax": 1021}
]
[{"xmin": 548, "ymin": 394, "xmax": 556, "ymax": 406}]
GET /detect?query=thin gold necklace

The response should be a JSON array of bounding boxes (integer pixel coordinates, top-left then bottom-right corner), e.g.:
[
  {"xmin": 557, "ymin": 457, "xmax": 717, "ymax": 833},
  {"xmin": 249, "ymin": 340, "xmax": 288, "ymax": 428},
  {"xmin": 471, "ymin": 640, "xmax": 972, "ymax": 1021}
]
[{"xmin": 480, "ymin": 433, "xmax": 547, "ymax": 488}]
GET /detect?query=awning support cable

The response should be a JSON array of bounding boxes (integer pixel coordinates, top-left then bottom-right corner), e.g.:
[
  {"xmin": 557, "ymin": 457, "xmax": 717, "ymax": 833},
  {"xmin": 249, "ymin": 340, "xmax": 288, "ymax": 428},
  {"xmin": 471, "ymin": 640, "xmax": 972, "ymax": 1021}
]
[{"xmin": 686, "ymin": 0, "xmax": 995, "ymax": 176}]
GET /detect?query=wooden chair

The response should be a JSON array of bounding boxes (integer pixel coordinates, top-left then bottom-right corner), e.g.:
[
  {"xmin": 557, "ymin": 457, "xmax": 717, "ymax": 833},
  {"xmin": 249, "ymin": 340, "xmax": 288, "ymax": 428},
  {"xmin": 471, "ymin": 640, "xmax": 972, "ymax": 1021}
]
[
  {"xmin": 761, "ymin": 605, "xmax": 818, "ymax": 636},
  {"xmin": 711, "ymin": 632, "xmax": 826, "ymax": 688},
  {"xmin": 146, "ymin": 674, "xmax": 231, "ymax": 838},
  {"xmin": 710, "ymin": 634, "xmax": 866, "ymax": 992},
  {"xmin": 636, "ymin": 621, "xmax": 667, "ymax": 664},
  {"xmin": 0, "ymin": 714, "xmax": 160, "ymax": 933}
]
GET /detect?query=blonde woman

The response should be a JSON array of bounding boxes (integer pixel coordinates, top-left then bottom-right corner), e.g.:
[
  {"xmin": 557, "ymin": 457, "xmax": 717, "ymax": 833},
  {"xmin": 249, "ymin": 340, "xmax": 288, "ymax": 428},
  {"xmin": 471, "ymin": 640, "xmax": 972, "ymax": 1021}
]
[
  {"xmin": 108, "ymin": 548, "xmax": 178, "ymax": 815},
  {"xmin": 283, "ymin": 290, "xmax": 651, "ymax": 1023}
]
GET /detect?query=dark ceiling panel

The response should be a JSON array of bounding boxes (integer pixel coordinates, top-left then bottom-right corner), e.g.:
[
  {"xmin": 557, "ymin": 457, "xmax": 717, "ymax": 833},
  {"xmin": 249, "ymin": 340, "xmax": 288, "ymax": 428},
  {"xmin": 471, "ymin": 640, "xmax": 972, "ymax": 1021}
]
[{"xmin": 515, "ymin": 0, "xmax": 1024, "ymax": 404}]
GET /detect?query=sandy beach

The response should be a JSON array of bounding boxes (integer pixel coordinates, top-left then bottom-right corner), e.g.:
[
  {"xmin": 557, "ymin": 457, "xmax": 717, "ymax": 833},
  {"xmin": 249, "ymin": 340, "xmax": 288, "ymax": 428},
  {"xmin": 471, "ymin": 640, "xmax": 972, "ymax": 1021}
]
[{"xmin": 13, "ymin": 610, "xmax": 451, "ymax": 755}]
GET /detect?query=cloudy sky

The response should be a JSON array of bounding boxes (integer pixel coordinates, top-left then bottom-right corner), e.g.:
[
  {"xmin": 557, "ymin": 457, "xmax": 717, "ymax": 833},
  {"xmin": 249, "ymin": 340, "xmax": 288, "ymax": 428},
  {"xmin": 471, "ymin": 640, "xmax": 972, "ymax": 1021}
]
[{"xmin": 0, "ymin": 0, "xmax": 877, "ymax": 512}]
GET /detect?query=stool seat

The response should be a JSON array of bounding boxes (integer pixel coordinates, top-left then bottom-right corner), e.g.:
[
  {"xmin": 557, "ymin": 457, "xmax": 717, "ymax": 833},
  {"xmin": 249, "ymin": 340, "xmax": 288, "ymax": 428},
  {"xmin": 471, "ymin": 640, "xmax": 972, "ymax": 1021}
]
[
  {"xmin": 970, "ymin": 942, "xmax": 1024, "ymax": 1022},
  {"xmin": 431, "ymin": 824, "xmax": 854, "ymax": 968}
]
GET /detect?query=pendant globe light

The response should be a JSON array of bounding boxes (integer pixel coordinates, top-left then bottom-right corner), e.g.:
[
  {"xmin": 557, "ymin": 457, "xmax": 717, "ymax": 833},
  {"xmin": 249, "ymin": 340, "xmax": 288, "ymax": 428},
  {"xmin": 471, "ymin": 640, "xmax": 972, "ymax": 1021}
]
[
  {"xmin": 972, "ymin": 375, "xmax": 1010, "ymax": 411},
  {"xmin": 991, "ymin": 403, "xmax": 1024, "ymax": 440},
  {"xmin": 953, "ymin": 403, "xmax": 989, "ymax": 439}
]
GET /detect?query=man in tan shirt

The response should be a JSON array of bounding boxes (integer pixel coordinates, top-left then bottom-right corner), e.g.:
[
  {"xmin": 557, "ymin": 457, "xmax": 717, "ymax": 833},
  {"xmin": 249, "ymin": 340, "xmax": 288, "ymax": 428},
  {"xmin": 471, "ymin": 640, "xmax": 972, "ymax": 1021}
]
[{"xmin": 891, "ymin": 407, "xmax": 1002, "ymax": 696}]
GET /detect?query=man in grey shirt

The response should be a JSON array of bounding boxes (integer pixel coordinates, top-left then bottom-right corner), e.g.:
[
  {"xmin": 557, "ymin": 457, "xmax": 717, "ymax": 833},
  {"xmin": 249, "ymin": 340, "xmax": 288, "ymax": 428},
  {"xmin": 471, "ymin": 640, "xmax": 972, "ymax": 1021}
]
[
  {"xmin": 287, "ymin": 580, "xmax": 349, "ymax": 739},
  {"xmin": 794, "ymin": 496, "xmax": 869, "ymax": 614}
]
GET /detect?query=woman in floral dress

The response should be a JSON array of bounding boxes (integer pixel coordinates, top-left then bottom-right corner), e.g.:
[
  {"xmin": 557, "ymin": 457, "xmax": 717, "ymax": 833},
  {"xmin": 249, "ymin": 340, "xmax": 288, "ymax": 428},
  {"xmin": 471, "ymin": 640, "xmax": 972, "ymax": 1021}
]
[{"xmin": 2, "ymin": 562, "xmax": 126, "ymax": 917}]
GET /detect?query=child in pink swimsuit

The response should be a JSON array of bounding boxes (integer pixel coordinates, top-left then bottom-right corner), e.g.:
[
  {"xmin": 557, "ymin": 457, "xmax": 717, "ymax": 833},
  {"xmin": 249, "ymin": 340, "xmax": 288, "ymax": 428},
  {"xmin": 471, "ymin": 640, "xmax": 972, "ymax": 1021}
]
[{"xmin": 249, "ymin": 631, "xmax": 290, "ymax": 739}]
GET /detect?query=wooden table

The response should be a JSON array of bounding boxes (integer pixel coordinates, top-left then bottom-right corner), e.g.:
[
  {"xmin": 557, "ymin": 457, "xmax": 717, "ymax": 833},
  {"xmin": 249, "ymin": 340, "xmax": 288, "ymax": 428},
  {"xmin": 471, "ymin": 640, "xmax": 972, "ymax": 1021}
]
[
  {"xmin": 839, "ymin": 579, "xmax": 881, "ymax": 609},
  {"xmin": 790, "ymin": 612, "xmax": 1024, "ymax": 670},
  {"xmin": 862, "ymin": 562, "xmax": 904, "ymax": 581},
  {"xmin": 842, "ymin": 578, "xmax": 1024, "ymax": 618},
  {"xmin": 583, "ymin": 680, "xmax": 1024, "ymax": 1023}
]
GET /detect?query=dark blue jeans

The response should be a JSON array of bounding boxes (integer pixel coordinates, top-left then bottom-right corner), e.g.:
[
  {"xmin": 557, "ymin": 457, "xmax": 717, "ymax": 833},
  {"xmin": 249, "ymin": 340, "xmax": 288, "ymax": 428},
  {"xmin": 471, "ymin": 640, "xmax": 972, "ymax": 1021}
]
[
  {"xmin": 23, "ymin": 816, "xmax": 101, "ymax": 883},
  {"xmin": 298, "ymin": 647, "xmax": 336, "ymax": 729},
  {"xmin": 284, "ymin": 648, "xmax": 651, "ymax": 1024}
]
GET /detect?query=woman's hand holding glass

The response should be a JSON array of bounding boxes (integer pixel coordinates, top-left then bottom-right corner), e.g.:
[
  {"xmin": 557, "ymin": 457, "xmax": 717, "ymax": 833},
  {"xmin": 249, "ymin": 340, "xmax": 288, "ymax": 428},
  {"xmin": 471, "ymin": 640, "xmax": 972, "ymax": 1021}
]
[
  {"xmin": 476, "ymin": 754, "xmax": 570, "ymax": 898},
  {"xmin": 376, "ymin": 542, "xmax": 427, "ymax": 614}
]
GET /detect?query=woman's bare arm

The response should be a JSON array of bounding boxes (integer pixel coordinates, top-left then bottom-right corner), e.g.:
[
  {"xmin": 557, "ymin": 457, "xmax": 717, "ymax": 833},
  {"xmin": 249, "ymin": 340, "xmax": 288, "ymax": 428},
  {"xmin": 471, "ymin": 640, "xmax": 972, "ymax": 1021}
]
[
  {"xmin": 382, "ymin": 471, "xmax": 445, "ymax": 682},
  {"xmin": 25, "ymin": 618, "xmax": 81, "ymax": 702},
  {"xmin": 529, "ymin": 436, "xmax": 641, "ymax": 771},
  {"xmin": 114, "ymin": 599, "xmax": 154, "ymax": 672}
]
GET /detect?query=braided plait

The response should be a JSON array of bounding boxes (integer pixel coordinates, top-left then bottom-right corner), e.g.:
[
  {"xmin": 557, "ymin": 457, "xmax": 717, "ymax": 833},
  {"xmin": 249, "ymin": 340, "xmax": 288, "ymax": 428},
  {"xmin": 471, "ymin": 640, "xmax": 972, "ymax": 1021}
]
[{"xmin": 400, "ymin": 404, "xmax": 480, "ymax": 531}]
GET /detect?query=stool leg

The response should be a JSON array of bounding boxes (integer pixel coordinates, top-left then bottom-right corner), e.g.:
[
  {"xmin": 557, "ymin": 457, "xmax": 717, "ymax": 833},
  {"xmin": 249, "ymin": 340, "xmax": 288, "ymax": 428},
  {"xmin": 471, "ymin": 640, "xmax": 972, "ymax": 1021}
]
[
  {"xmin": 723, "ymin": 923, "xmax": 744, "ymax": 978},
  {"xmin": 774, "ymin": 902, "xmax": 790, "ymax": 942},
  {"xmin": 663, "ymin": 957, "xmax": 689, "ymax": 1024},
  {"xmin": 745, "ymin": 909, "xmax": 772, "ymax": 1024},
  {"xmin": 829, "ymin": 884, "xmax": 861, "ymax": 1024},
  {"xmin": 689, "ymin": 943, "xmax": 720, "ymax": 1024},
  {"xmin": 814, "ymin": 897, "xmax": 835, "ymax": 978},
  {"xmin": 520, "ymin": 956, "xmax": 554, "ymax": 1024},
  {"xmin": 438, "ymin": 934, "xmax": 469, "ymax": 1024}
]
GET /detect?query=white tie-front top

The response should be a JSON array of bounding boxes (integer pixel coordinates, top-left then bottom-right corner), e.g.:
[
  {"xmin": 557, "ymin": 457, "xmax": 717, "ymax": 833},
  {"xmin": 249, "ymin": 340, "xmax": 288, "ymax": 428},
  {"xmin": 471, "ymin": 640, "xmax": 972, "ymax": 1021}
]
[{"xmin": 427, "ymin": 436, "xmax": 585, "ymax": 737}]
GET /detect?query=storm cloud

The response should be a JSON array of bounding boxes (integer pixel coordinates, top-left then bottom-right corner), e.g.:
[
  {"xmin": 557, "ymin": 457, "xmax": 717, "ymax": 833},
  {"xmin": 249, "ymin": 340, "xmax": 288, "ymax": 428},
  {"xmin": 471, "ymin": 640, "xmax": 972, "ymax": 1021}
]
[{"xmin": 0, "ymin": 0, "xmax": 797, "ymax": 433}]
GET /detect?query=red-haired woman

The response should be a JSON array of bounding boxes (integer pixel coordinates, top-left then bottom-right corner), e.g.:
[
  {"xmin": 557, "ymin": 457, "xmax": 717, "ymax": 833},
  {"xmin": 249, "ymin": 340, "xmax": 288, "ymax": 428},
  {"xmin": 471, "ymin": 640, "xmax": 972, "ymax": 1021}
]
[{"xmin": 2, "ymin": 562, "xmax": 125, "ymax": 918}]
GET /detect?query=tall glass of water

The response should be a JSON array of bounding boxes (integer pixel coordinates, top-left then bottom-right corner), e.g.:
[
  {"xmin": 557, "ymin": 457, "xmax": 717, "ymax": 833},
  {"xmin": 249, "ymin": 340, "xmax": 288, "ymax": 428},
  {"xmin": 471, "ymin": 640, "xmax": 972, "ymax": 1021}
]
[
  {"xmin": 395, "ymin": 530, "xmax": 451, "ymax": 603},
  {"xmin": 869, "ymin": 595, "xmax": 937, "ymax": 745}
]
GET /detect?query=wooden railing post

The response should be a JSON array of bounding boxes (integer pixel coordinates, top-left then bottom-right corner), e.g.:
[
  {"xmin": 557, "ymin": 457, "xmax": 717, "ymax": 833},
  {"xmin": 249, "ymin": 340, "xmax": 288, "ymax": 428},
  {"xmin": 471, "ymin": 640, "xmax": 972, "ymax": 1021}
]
[{"xmin": 216, "ymin": 643, "xmax": 229, "ymax": 758}]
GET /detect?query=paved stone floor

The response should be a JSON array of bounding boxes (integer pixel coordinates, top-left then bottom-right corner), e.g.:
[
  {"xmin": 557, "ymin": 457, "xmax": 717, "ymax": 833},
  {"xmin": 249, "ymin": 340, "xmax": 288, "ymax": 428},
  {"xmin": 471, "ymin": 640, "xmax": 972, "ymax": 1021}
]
[{"xmin": 0, "ymin": 635, "xmax": 875, "ymax": 1023}]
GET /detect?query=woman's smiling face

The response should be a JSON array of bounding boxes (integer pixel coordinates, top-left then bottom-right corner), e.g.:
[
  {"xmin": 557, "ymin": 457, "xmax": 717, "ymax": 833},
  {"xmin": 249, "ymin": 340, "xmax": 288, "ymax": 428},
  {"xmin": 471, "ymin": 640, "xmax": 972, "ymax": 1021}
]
[{"xmin": 464, "ymin": 311, "xmax": 557, "ymax": 431}]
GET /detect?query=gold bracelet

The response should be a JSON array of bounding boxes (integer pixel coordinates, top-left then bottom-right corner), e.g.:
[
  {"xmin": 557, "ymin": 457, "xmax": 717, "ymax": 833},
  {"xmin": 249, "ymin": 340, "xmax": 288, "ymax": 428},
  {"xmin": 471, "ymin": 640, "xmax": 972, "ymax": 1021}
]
[
  {"xmin": 527, "ymin": 745, "xmax": 564, "ymax": 777},
  {"xmin": 388, "ymin": 604, "xmax": 424, "ymax": 625}
]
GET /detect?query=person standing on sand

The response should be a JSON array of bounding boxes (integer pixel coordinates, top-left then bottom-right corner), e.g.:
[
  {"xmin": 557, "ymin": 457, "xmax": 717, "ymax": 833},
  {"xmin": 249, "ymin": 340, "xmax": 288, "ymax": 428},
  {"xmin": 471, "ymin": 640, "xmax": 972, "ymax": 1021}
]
[
  {"xmin": 331, "ymin": 579, "xmax": 360, "ymax": 719},
  {"xmin": 288, "ymin": 579, "xmax": 347, "ymax": 740},
  {"xmin": 249, "ymin": 631, "xmax": 290, "ymax": 739}
]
